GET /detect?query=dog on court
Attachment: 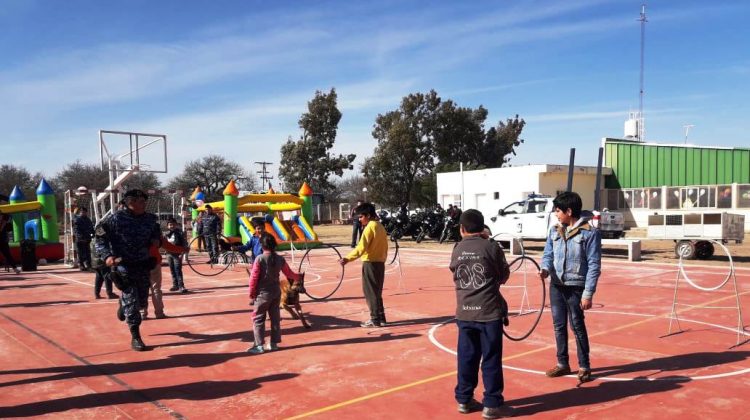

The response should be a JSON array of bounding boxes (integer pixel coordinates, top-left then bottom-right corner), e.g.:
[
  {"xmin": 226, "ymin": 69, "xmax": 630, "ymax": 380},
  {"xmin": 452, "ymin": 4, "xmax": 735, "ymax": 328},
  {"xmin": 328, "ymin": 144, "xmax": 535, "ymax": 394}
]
[{"xmin": 281, "ymin": 272, "xmax": 311, "ymax": 329}]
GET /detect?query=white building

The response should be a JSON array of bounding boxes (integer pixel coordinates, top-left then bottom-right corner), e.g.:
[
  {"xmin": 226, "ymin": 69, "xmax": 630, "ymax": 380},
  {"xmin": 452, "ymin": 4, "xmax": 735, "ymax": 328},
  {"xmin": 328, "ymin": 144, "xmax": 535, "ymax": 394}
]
[{"xmin": 436, "ymin": 164, "xmax": 611, "ymax": 217}]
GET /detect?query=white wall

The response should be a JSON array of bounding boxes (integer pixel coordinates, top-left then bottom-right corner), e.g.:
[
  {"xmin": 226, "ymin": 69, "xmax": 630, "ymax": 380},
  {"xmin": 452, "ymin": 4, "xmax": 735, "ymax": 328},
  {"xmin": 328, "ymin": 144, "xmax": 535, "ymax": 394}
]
[{"xmin": 437, "ymin": 165, "xmax": 610, "ymax": 218}]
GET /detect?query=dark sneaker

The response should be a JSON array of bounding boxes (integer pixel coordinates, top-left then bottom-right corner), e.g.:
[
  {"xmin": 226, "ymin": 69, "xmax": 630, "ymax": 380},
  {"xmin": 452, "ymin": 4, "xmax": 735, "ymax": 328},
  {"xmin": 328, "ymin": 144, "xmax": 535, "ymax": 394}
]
[
  {"xmin": 95, "ymin": 294, "xmax": 102, "ymax": 299},
  {"xmin": 265, "ymin": 343, "xmax": 279, "ymax": 351},
  {"xmin": 247, "ymin": 345, "xmax": 265, "ymax": 355},
  {"xmin": 482, "ymin": 405, "xmax": 514, "ymax": 419},
  {"xmin": 107, "ymin": 292, "xmax": 119, "ymax": 299},
  {"xmin": 578, "ymin": 368, "xmax": 592, "ymax": 383},
  {"xmin": 360, "ymin": 320, "xmax": 381, "ymax": 328},
  {"xmin": 155, "ymin": 313, "xmax": 167, "ymax": 319},
  {"xmin": 458, "ymin": 399, "xmax": 482, "ymax": 414},
  {"xmin": 169, "ymin": 286, "xmax": 179, "ymax": 292},
  {"xmin": 180, "ymin": 288, "xmax": 189, "ymax": 293},
  {"xmin": 116, "ymin": 300, "xmax": 125, "ymax": 321},
  {"xmin": 545, "ymin": 365, "xmax": 572, "ymax": 378}
]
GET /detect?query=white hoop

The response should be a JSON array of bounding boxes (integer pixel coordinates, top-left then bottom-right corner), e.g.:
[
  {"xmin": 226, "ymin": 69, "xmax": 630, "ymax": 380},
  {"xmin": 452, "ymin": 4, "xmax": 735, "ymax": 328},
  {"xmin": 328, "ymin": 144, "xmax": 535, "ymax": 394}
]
[{"xmin": 678, "ymin": 239, "xmax": 733, "ymax": 292}]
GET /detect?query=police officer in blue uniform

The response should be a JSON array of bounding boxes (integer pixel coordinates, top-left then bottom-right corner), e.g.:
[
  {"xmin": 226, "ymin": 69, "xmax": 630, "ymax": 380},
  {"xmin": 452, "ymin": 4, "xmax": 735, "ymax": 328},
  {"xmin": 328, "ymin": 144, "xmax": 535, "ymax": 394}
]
[{"xmin": 95, "ymin": 189, "xmax": 161, "ymax": 351}]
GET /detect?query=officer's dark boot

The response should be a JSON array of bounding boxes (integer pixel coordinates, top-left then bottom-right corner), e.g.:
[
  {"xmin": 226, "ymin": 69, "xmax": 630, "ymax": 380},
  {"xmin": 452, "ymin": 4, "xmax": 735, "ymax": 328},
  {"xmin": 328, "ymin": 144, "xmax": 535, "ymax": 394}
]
[
  {"xmin": 129, "ymin": 325, "xmax": 147, "ymax": 351},
  {"xmin": 116, "ymin": 299, "xmax": 125, "ymax": 321}
]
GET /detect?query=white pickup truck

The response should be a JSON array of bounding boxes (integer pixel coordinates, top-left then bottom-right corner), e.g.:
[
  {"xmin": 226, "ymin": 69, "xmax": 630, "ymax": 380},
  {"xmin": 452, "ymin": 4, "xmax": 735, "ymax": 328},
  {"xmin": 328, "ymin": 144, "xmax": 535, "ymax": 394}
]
[{"xmin": 487, "ymin": 194, "xmax": 625, "ymax": 240}]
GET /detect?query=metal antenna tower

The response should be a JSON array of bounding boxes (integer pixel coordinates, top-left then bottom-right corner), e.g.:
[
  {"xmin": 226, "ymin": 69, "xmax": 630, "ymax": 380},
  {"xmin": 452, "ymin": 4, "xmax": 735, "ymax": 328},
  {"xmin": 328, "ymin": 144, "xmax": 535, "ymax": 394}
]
[
  {"xmin": 637, "ymin": 3, "xmax": 648, "ymax": 141},
  {"xmin": 255, "ymin": 161, "xmax": 274, "ymax": 190}
]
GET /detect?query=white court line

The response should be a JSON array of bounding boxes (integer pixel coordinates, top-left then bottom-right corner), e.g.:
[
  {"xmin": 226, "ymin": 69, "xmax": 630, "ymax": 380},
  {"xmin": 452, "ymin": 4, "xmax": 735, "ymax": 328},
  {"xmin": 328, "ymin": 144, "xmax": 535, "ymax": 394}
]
[{"xmin": 428, "ymin": 310, "xmax": 750, "ymax": 381}]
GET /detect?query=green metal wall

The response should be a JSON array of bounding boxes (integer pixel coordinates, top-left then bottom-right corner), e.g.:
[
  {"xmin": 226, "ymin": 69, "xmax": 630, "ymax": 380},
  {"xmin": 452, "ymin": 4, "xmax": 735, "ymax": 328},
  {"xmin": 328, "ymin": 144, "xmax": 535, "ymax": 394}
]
[{"xmin": 604, "ymin": 138, "xmax": 750, "ymax": 189}]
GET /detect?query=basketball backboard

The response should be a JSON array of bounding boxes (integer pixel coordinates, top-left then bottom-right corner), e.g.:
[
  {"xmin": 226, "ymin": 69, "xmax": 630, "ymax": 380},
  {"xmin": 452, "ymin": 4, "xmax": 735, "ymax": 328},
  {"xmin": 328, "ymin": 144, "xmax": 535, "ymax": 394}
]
[{"xmin": 99, "ymin": 130, "xmax": 168, "ymax": 173}]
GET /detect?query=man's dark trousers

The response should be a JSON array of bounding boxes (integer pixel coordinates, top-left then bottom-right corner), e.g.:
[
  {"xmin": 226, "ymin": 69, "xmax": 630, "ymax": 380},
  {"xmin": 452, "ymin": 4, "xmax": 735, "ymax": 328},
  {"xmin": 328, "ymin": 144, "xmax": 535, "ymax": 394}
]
[
  {"xmin": 118, "ymin": 263, "xmax": 151, "ymax": 326},
  {"xmin": 455, "ymin": 319, "xmax": 504, "ymax": 408},
  {"xmin": 77, "ymin": 240, "xmax": 92, "ymax": 268},
  {"xmin": 351, "ymin": 219, "xmax": 362, "ymax": 247},
  {"xmin": 361, "ymin": 261, "xmax": 385, "ymax": 322}
]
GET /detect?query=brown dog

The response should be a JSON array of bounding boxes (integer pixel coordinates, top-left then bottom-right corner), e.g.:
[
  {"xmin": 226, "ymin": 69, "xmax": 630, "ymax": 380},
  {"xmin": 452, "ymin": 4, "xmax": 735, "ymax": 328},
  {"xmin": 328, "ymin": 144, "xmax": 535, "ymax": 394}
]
[{"xmin": 281, "ymin": 273, "xmax": 311, "ymax": 329}]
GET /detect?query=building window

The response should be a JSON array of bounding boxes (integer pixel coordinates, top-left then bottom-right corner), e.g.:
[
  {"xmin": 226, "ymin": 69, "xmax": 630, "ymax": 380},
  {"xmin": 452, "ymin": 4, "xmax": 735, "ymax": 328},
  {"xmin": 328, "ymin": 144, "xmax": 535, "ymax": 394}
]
[
  {"xmin": 666, "ymin": 187, "xmax": 681, "ymax": 209},
  {"xmin": 619, "ymin": 191, "xmax": 632, "ymax": 209},
  {"xmin": 717, "ymin": 185, "xmax": 732, "ymax": 208},
  {"xmin": 739, "ymin": 185, "xmax": 750, "ymax": 208},
  {"xmin": 632, "ymin": 189, "xmax": 647, "ymax": 209},
  {"xmin": 647, "ymin": 188, "xmax": 661, "ymax": 210}
]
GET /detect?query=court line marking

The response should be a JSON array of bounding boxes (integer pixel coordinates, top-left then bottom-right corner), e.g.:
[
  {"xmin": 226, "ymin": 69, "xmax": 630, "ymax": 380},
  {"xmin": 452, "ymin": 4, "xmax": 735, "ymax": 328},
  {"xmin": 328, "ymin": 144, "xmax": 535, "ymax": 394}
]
[
  {"xmin": 0, "ymin": 311, "xmax": 184, "ymax": 419},
  {"xmin": 429, "ymin": 309, "xmax": 750, "ymax": 381},
  {"xmin": 287, "ymin": 289, "xmax": 750, "ymax": 419}
]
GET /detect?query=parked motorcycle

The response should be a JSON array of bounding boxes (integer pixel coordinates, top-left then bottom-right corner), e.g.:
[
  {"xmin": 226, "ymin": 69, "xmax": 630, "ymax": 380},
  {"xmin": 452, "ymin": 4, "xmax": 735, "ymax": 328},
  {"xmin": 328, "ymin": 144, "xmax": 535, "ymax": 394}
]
[{"xmin": 439, "ymin": 215, "xmax": 460, "ymax": 243}]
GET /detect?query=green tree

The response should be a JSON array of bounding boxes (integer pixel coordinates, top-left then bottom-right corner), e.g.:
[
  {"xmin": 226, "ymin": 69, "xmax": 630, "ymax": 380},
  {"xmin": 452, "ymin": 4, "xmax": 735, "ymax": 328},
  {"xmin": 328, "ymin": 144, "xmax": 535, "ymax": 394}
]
[
  {"xmin": 279, "ymin": 88, "xmax": 356, "ymax": 195},
  {"xmin": 167, "ymin": 155, "xmax": 257, "ymax": 202},
  {"xmin": 480, "ymin": 115, "xmax": 526, "ymax": 167},
  {"xmin": 0, "ymin": 164, "xmax": 44, "ymax": 200},
  {"xmin": 433, "ymin": 102, "xmax": 488, "ymax": 168},
  {"xmin": 364, "ymin": 90, "xmax": 442, "ymax": 206},
  {"xmin": 51, "ymin": 160, "xmax": 162, "ymax": 193}
]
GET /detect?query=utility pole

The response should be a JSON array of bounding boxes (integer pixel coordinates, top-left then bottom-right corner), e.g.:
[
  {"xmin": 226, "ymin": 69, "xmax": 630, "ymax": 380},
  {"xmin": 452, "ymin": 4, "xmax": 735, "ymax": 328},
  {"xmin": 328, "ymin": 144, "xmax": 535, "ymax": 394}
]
[
  {"xmin": 637, "ymin": 3, "xmax": 648, "ymax": 142},
  {"xmin": 683, "ymin": 124, "xmax": 695, "ymax": 144},
  {"xmin": 255, "ymin": 161, "xmax": 274, "ymax": 191}
]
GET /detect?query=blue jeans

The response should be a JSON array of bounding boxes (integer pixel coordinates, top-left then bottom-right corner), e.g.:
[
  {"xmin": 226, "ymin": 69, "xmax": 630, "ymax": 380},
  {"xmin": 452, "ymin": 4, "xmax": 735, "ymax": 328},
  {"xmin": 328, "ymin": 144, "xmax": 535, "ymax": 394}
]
[
  {"xmin": 455, "ymin": 319, "xmax": 504, "ymax": 408},
  {"xmin": 549, "ymin": 283, "xmax": 590, "ymax": 370},
  {"xmin": 167, "ymin": 254, "xmax": 184, "ymax": 288}
]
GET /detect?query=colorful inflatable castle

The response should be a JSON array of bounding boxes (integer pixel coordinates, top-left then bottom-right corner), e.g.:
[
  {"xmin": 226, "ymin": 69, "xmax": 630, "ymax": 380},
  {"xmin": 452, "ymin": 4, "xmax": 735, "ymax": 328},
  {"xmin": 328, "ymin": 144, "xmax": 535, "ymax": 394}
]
[
  {"xmin": 193, "ymin": 181, "xmax": 320, "ymax": 250},
  {"xmin": 0, "ymin": 179, "xmax": 64, "ymax": 264}
]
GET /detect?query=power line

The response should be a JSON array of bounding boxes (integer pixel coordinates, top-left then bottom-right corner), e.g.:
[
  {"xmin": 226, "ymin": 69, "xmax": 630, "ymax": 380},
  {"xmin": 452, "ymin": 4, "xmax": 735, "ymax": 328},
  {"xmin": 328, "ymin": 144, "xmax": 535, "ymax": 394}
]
[{"xmin": 254, "ymin": 161, "xmax": 274, "ymax": 190}]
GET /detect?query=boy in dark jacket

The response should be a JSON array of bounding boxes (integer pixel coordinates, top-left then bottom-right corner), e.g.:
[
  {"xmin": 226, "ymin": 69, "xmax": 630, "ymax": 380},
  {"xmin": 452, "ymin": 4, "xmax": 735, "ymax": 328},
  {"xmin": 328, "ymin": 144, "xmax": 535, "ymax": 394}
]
[
  {"xmin": 450, "ymin": 209, "xmax": 513, "ymax": 419},
  {"xmin": 165, "ymin": 218, "xmax": 189, "ymax": 293}
]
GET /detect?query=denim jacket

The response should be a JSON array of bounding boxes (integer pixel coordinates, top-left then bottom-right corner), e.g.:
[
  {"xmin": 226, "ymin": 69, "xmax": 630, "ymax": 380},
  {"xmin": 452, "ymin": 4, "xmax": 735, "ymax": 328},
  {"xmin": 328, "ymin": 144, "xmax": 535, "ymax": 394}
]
[{"xmin": 541, "ymin": 218, "xmax": 602, "ymax": 299}]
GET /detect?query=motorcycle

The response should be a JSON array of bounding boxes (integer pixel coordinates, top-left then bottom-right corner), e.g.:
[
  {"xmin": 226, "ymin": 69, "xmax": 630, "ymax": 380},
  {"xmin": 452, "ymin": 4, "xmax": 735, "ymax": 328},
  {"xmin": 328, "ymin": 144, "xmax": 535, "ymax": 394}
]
[{"xmin": 439, "ymin": 214, "xmax": 460, "ymax": 243}]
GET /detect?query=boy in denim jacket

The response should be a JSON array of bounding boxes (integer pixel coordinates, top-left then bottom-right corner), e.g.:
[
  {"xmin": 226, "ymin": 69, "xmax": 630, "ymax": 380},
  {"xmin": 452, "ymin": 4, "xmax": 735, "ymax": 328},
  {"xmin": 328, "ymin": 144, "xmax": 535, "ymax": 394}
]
[{"xmin": 539, "ymin": 192, "xmax": 601, "ymax": 383}]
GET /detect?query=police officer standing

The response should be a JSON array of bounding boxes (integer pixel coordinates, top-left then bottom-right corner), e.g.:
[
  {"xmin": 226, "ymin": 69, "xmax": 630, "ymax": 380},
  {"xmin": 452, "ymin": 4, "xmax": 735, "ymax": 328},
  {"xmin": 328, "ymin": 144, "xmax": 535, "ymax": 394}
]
[
  {"xmin": 73, "ymin": 207, "xmax": 95, "ymax": 270},
  {"xmin": 95, "ymin": 189, "xmax": 161, "ymax": 351},
  {"xmin": 200, "ymin": 204, "xmax": 221, "ymax": 263}
]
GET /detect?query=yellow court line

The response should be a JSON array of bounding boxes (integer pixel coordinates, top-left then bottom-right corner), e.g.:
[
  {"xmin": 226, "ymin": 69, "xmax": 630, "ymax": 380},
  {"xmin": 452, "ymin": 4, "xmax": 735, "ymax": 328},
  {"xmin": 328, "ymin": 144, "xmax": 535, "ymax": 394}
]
[{"xmin": 287, "ymin": 289, "xmax": 750, "ymax": 419}]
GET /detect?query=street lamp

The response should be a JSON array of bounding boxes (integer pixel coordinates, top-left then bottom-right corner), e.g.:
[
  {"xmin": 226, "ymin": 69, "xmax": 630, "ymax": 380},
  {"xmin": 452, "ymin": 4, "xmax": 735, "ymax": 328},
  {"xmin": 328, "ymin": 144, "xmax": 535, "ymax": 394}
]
[{"xmin": 362, "ymin": 187, "xmax": 368, "ymax": 202}]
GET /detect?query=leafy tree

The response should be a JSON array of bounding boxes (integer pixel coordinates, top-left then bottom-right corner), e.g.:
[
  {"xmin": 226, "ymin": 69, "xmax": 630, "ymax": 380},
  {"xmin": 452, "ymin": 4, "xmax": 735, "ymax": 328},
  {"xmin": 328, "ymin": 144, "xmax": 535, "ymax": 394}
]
[
  {"xmin": 364, "ymin": 90, "xmax": 442, "ymax": 206},
  {"xmin": 326, "ymin": 175, "xmax": 367, "ymax": 203},
  {"xmin": 480, "ymin": 115, "xmax": 525, "ymax": 167},
  {"xmin": 0, "ymin": 164, "xmax": 44, "ymax": 200},
  {"xmin": 279, "ymin": 88, "xmax": 356, "ymax": 195},
  {"xmin": 167, "ymin": 155, "xmax": 257, "ymax": 202},
  {"xmin": 365, "ymin": 90, "xmax": 525, "ymax": 207},
  {"xmin": 51, "ymin": 160, "xmax": 162, "ymax": 193},
  {"xmin": 50, "ymin": 161, "xmax": 110, "ymax": 193},
  {"xmin": 433, "ymin": 102, "xmax": 488, "ymax": 167}
]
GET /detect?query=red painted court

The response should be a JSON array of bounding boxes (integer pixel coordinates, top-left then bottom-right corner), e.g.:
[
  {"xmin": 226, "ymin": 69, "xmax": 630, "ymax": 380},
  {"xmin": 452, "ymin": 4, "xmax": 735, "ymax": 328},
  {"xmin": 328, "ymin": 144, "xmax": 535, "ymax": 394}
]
[{"xmin": 1, "ymin": 246, "xmax": 749, "ymax": 419}]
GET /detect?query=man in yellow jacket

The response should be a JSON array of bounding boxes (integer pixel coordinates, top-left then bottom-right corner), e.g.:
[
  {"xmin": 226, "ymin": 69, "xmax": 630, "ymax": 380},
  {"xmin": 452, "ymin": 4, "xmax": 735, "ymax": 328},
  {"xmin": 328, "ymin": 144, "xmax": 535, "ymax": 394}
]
[{"xmin": 340, "ymin": 202, "xmax": 389, "ymax": 327}]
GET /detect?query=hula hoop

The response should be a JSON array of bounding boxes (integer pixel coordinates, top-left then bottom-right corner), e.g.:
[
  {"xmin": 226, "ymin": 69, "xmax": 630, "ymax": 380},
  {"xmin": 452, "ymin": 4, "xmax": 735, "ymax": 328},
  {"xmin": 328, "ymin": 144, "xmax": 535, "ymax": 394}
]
[
  {"xmin": 185, "ymin": 234, "xmax": 231, "ymax": 277},
  {"xmin": 678, "ymin": 239, "xmax": 734, "ymax": 292},
  {"xmin": 503, "ymin": 255, "xmax": 545, "ymax": 342},
  {"xmin": 388, "ymin": 238, "xmax": 400, "ymax": 265},
  {"xmin": 299, "ymin": 244, "xmax": 345, "ymax": 301}
]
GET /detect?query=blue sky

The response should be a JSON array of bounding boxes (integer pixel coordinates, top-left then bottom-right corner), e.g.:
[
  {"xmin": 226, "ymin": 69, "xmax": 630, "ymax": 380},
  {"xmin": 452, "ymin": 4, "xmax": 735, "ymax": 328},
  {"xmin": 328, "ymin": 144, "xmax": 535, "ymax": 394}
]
[{"xmin": 2, "ymin": 0, "xmax": 749, "ymax": 187}]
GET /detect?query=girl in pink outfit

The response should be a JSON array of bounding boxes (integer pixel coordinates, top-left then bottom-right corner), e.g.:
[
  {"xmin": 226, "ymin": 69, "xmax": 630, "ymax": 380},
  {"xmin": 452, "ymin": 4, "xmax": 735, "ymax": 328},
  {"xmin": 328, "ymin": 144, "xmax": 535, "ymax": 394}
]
[{"xmin": 247, "ymin": 233, "xmax": 301, "ymax": 354}]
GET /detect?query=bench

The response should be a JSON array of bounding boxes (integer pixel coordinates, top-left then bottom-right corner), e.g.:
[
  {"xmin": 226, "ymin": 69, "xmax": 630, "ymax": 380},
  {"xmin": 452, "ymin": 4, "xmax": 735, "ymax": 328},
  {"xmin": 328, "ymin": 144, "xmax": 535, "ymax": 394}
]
[{"xmin": 602, "ymin": 239, "xmax": 641, "ymax": 262}]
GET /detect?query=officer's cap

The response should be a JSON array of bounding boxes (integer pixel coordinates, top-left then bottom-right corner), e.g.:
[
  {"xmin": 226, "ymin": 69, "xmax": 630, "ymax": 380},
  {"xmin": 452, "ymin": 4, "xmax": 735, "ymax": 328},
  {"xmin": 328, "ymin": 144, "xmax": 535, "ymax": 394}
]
[{"xmin": 124, "ymin": 189, "xmax": 148, "ymax": 200}]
